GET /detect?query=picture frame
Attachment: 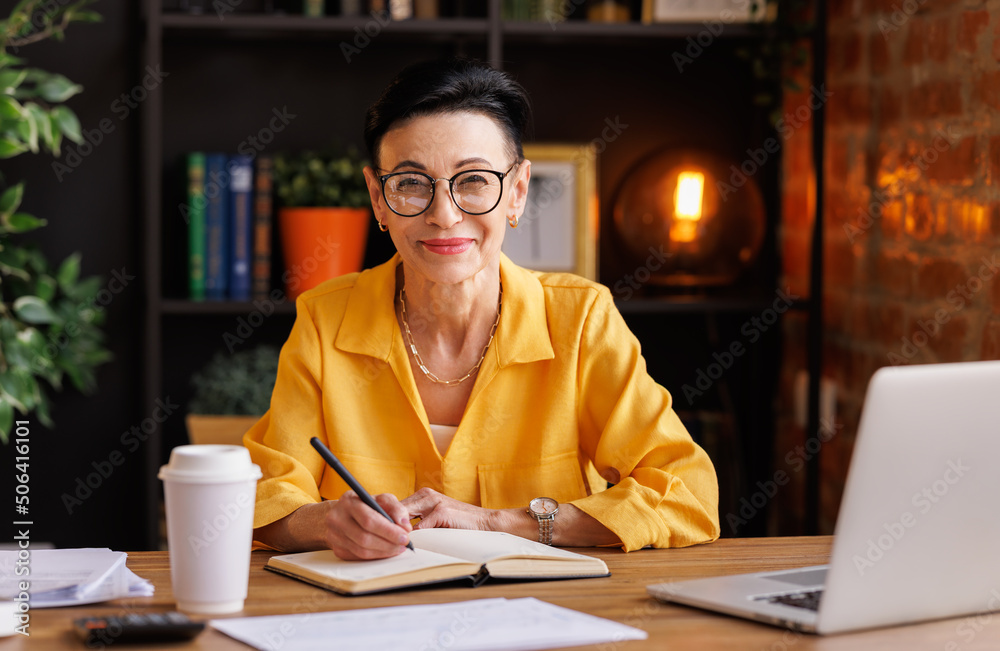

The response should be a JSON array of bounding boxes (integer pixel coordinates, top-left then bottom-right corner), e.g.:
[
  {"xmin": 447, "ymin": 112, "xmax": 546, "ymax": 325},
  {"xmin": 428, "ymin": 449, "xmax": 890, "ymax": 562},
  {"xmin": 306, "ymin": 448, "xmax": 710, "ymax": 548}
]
[
  {"xmin": 641, "ymin": 0, "xmax": 766, "ymax": 23},
  {"xmin": 502, "ymin": 143, "xmax": 599, "ymax": 280}
]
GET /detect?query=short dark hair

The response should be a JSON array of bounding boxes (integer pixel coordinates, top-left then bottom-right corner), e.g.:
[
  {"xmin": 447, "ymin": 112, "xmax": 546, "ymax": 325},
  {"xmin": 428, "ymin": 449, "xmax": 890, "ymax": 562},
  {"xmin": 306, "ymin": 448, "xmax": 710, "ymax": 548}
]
[{"xmin": 364, "ymin": 58, "xmax": 532, "ymax": 170}]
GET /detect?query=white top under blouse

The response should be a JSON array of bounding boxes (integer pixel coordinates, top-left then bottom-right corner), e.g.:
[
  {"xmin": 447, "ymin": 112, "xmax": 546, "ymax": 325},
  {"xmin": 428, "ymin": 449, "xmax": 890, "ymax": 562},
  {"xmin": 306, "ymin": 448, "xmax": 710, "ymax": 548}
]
[{"xmin": 429, "ymin": 423, "xmax": 459, "ymax": 456}]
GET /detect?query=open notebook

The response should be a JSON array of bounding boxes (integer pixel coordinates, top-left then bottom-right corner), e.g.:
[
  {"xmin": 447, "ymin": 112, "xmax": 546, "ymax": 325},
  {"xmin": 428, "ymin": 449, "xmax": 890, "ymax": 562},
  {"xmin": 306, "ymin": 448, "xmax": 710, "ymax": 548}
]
[{"xmin": 265, "ymin": 529, "xmax": 610, "ymax": 595}]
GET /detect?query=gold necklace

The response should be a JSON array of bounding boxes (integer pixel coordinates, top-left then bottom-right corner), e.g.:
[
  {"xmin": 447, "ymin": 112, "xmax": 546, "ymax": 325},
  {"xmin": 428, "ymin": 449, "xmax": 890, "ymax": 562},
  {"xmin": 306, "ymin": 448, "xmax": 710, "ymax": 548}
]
[{"xmin": 399, "ymin": 282, "xmax": 502, "ymax": 386}]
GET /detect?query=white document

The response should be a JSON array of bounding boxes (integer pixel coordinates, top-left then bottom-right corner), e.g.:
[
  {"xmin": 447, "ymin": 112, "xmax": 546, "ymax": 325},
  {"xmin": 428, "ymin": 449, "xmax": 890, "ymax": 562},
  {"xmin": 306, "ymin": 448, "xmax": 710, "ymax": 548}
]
[
  {"xmin": 0, "ymin": 548, "xmax": 153, "ymax": 608},
  {"xmin": 211, "ymin": 597, "xmax": 647, "ymax": 651}
]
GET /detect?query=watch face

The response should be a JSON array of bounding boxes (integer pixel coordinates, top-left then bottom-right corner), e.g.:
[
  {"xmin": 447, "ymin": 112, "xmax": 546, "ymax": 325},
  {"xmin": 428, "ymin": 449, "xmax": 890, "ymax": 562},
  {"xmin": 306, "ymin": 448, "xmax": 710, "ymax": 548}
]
[{"xmin": 530, "ymin": 497, "xmax": 558, "ymax": 515}]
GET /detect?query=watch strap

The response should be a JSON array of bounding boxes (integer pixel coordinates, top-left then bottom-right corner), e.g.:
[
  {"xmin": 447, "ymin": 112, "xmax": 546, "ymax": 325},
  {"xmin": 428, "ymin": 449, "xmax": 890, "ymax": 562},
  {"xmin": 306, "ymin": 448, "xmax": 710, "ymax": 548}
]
[{"xmin": 536, "ymin": 513, "xmax": 554, "ymax": 545}]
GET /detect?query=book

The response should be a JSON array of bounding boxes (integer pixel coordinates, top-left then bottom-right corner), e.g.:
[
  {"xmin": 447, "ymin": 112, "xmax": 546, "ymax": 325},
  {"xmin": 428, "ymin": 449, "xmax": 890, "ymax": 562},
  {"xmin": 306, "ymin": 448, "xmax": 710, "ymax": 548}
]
[
  {"xmin": 185, "ymin": 152, "xmax": 207, "ymax": 301},
  {"xmin": 228, "ymin": 154, "xmax": 254, "ymax": 301},
  {"xmin": 252, "ymin": 155, "xmax": 273, "ymax": 301},
  {"xmin": 204, "ymin": 153, "xmax": 230, "ymax": 300},
  {"xmin": 265, "ymin": 529, "xmax": 610, "ymax": 596}
]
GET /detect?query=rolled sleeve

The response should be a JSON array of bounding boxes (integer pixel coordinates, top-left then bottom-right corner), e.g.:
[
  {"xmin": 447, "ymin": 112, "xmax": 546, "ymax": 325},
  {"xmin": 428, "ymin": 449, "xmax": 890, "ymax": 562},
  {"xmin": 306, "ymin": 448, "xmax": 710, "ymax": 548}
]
[
  {"xmin": 244, "ymin": 298, "xmax": 328, "ymax": 532},
  {"xmin": 573, "ymin": 287, "xmax": 721, "ymax": 549}
]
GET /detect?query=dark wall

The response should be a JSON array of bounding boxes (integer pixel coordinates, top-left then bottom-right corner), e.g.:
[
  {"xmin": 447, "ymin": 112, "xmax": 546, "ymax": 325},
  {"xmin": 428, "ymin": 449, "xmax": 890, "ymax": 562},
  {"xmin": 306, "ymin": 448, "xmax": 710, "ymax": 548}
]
[
  {"xmin": 0, "ymin": 5, "xmax": 780, "ymax": 548},
  {"xmin": 0, "ymin": 1, "xmax": 145, "ymax": 549}
]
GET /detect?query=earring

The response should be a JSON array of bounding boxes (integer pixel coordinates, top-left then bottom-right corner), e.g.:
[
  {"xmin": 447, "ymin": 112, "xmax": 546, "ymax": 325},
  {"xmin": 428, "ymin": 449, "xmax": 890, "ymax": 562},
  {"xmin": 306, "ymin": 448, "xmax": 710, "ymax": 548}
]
[
  {"xmin": 378, "ymin": 220, "xmax": 388, "ymax": 232},
  {"xmin": 507, "ymin": 215, "xmax": 519, "ymax": 229}
]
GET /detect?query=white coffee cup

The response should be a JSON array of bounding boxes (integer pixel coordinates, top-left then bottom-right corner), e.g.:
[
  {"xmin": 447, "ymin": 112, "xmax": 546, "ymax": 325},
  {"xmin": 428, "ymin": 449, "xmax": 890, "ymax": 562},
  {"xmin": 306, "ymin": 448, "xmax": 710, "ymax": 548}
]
[{"xmin": 158, "ymin": 445, "xmax": 262, "ymax": 614}]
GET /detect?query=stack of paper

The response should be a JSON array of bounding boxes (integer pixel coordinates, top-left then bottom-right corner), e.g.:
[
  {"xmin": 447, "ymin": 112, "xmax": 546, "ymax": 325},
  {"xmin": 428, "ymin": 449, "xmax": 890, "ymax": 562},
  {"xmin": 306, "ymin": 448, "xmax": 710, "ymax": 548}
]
[
  {"xmin": 211, "ymin": 597, "xmax": 647, "ymax": 651},
  {"xmin": 0, "ymin": 548, "xmax": 154, "ymax": 608}
]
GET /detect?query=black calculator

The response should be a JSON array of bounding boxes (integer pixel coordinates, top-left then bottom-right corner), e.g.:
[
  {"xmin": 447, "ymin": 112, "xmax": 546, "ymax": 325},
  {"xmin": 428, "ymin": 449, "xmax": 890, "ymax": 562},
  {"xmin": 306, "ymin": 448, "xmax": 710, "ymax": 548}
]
[{"xmin": 73, "ymin": 612, "xmax": 205, "ymax": 646}]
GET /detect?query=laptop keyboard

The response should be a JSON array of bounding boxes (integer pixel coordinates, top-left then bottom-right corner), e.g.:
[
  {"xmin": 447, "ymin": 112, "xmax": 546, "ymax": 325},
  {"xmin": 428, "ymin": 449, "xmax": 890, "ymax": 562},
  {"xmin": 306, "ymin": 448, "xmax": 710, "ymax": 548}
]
[{"xmin": 757, "ymin": 589, "xmax": 824, "ymax": 611}]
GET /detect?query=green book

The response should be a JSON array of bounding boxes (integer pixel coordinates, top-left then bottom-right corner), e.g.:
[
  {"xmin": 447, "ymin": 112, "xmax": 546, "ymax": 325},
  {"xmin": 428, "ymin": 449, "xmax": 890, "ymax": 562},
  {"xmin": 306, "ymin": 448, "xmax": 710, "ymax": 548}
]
[{"xmin": 187, "ymin": 152, "xmax": 207, "ymax": 301}]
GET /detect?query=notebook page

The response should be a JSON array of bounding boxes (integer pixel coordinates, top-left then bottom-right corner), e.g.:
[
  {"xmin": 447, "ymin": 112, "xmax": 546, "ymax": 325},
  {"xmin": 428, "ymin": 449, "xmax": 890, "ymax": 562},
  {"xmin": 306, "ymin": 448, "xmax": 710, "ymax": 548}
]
[
  {"xmin": 269, "ymin": 547, "xmax": 470, "ymax": 582},
  {"xmin": 408, "ymin": 529, "xmax": 592, "ymax": 564}
]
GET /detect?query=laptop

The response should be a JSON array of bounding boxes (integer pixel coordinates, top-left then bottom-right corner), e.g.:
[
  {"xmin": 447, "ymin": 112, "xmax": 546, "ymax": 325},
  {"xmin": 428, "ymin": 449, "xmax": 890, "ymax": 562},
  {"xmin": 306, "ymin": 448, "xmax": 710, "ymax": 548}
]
[{"xmin": 647, "ymin": 360, "xmax": 1000, "ymax": 635}]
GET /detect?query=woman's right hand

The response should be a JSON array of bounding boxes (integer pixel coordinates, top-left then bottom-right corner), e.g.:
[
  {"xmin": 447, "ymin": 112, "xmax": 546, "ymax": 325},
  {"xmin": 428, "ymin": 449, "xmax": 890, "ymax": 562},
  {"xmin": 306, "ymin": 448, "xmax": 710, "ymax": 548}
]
[{"xmin": 254, "ymin": 491, "xmax": 412, "ymax": 560}]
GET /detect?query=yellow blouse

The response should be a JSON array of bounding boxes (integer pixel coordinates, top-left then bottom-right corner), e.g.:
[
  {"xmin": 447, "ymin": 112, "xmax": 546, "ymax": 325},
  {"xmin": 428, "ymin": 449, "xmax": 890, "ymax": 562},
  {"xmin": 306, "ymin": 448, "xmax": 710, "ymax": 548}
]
[{"xmin": 244, "ymin": 254, "xmax": 720, "ymax": 551}]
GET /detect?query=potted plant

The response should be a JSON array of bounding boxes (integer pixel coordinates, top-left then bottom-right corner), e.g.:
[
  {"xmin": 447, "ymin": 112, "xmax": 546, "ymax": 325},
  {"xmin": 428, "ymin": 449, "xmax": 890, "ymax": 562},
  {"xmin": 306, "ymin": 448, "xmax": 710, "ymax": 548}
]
[
  {"xmin": 186, "ymin": 344, "xmax": 280, "ymax": 445},
  {"xmin": 0, "ymin": 1, "xmax": 109, "ymax": 443},
  {"xmin": 273, "ymin": 145, "xmax": 371, "ymax": 299}
]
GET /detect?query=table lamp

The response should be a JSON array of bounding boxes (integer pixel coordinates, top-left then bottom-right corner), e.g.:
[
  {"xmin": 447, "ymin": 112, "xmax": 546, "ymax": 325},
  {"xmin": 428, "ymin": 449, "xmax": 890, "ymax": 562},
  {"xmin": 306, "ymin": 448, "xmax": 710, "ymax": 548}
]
[{"xmin": 612, "ymin": 148, "xmax": 766, "ymax": 288}]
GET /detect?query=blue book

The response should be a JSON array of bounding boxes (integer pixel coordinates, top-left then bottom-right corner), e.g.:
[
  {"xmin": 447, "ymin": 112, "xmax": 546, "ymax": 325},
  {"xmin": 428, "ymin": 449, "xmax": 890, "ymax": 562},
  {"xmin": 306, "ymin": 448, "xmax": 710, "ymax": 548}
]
[
  {"xmin": 204, "ymin": 153, "xmax": 230, "ymax": 301},
  {"xmin": 228, "ymin": 154, "xmax": 254, "ymax": 301}
]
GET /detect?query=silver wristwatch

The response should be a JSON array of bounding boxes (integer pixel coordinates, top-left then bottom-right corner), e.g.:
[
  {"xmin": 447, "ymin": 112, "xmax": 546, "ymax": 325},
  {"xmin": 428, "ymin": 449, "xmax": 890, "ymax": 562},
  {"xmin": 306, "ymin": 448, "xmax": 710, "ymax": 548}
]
[{"xmin": 527, "ymin": 497, "xmax": 559, "ymax": 545}]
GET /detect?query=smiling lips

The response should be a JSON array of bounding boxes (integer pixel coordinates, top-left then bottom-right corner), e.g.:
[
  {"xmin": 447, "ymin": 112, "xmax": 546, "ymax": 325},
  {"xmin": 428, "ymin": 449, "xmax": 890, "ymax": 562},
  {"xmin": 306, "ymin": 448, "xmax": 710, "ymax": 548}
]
[{"xmin": 421, "ymin": 238, "xmax": 473, "ymax": 255}]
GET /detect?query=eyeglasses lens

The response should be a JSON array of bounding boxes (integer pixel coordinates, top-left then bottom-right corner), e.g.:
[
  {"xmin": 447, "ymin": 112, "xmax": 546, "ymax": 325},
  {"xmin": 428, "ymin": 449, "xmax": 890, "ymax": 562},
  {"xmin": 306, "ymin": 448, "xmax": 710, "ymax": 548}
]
[{"xmin": 384, "ymin": 171, "xmax": 502, "ymax": 216}]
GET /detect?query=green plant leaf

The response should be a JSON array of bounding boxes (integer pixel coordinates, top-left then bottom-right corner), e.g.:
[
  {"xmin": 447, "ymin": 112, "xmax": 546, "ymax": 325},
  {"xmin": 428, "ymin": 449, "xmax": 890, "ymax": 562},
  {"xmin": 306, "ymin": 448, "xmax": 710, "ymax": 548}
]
[
  {"xmin": 57, "ymin": 357, "xmax": 88, "ymax": 393},
  {"xmin": 50, "ymin": 106, "xmax": 82, "ymax": 144},
  {"xmin": 0, "ymin": 399, "xmax": 13, "ymax": 445},
  {"xmin": 35, "ymin": 73, "xmax": 84, "ymax": 103},
  {"xmin": 0, "ymin": 68, "xmax": 28, "ymax": 94},
  {"xmin": 16, "ymin": 326, "xmax": 53, "ymax": 371},
  {"xmin": 0, "ymin": 371, "xmax": 30, "ymax": 413},
  {"xmin": 0, "ymin": 95, "xmax": 26, "ymax": 121},
  {"xmin": 63, "ymin": 275, "xmax": 100, "ymax": 302},
  {"xmin": 67, "ymin": 9, "xmax": 103, "ymax": 22},
  {"xmin": 0, "ymin": 136, "xmax": 28, "ymax": 159},
  {"xmin": 0, "ymin": 182, "xmax": 24, "ymax": 216},
  {"xmin": 56, "ymin": 252, "xmax": 81, "ymax": 289},
  {"xmin": 0, "ymin": 335, "xmax": 44, "ymax": 374},
  {"xmin": 0, "ymin": 52, "xmax": 26, "ymax": 70},
  {"xmin": 27, "ymin": 103, "xmax": 54, "ymax": 153},
  {"xmin": 13, "ymin": 296, "xmax": 58, "ymax": 324},
  {"xmin": 0, "ymin": 245, "xmax": 30, "ymax": 280},
  {"xmin": 48, "ymin": 118, "xmax": 63, "ymax": 156},
  {"xmin": 5, "ymin": 212, "xmax": 46, "ymax": 233},
  {"xmin": 35, "ymin": 274, "xmax": 58, "ymax": 302},
  {"xmin": 15, "ymin": 110, "xmax": 38, "ymax": 153},
  {"xmin": 34, "ymin": 391, "xmax": 53, "ymax": 428}
]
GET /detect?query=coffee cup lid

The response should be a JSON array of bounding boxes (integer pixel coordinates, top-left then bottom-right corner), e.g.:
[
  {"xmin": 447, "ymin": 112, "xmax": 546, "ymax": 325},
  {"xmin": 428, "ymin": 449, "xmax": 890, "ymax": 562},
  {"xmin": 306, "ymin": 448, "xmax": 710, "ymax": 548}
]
[{"xmin": 158, "ymin": 445, "xmax": 262, "ymax": 484}]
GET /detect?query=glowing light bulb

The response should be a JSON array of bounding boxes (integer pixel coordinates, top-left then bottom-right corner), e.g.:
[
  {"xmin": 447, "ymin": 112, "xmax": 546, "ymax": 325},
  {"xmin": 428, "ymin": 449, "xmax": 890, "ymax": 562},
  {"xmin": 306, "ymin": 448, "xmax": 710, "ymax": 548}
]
[{"xmin": 671, "ymin": 171, "xmax": 704, "ymax": 243}]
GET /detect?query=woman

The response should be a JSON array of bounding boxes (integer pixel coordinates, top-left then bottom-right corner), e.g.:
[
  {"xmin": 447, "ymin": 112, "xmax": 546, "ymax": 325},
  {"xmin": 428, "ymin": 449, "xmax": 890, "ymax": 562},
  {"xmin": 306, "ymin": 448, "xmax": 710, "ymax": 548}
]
[{"xmin": 245, "ymin": 58, "xmax": 720, "ymax": 560}]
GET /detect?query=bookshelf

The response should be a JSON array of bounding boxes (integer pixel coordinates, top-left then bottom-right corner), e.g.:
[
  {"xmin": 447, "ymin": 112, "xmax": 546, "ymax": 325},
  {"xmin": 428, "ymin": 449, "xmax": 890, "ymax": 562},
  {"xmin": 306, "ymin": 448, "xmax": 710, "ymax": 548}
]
[{"xmin": 139, "ymin": 0, "xmax": 809, "ymax": 548}]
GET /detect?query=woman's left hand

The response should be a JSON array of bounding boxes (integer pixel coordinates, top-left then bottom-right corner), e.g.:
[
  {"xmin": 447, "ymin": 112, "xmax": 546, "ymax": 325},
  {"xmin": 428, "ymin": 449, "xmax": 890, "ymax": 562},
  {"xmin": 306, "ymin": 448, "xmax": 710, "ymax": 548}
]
[
  {"xmin": 402, "ymin": 487, "xmax": 504, "ymax": 531},
  {"xmin": 402, "ymin": 488, "xmax": 620, "ymax": 546}
]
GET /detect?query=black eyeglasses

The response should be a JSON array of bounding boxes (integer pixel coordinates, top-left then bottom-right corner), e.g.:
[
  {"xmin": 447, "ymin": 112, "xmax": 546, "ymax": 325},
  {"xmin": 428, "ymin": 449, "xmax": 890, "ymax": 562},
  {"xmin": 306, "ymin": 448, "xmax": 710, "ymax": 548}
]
[{"xmin": 378, "ymin": 162, "xmax": 518, "ymax": 217}]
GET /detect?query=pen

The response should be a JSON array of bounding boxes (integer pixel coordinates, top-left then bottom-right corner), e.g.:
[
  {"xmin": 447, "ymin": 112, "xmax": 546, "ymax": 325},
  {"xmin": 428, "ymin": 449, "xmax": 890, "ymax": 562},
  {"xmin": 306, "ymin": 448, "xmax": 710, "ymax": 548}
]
[{"xmin": 309, "ymin": 437, "xmax": 415, "ymax": 552}]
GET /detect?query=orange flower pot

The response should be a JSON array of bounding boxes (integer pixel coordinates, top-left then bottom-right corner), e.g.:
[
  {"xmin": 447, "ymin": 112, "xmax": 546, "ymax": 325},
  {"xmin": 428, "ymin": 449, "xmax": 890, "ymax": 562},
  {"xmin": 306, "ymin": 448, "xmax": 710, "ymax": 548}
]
[{"xmin": 278, "ymin": 207, "xmax": 370, "ymax": 299}]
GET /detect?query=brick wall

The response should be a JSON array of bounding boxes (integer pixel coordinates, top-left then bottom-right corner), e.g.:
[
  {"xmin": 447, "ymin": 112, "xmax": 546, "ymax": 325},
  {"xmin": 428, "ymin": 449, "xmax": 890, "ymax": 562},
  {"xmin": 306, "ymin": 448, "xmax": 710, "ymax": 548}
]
[{"xmin": 777, "ymin": 0, "xmax": 1000, "ymax": 534}]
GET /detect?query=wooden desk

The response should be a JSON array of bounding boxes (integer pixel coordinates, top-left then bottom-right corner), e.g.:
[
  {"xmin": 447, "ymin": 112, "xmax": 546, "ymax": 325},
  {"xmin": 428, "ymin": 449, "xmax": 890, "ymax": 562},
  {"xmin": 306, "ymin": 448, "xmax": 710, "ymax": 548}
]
[{"xmin": 18, "ymin": 537, "xmax": 1000, "ymax": 650}]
